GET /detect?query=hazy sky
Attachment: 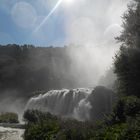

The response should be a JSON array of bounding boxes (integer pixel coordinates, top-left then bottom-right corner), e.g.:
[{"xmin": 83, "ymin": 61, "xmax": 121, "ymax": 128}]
[{"xmin": 0, "ymin": 0, "xmax": 129, "ymax": 46}]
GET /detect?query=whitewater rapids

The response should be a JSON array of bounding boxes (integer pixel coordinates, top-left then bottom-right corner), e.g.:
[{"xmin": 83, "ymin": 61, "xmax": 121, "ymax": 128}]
[
  {"xmin": 26, "ymin": 87, "xmax": 114, "ymax": 121},
  {"xmin": 0, "ymin": 126, "xmax": 24, "ymax": 140}
]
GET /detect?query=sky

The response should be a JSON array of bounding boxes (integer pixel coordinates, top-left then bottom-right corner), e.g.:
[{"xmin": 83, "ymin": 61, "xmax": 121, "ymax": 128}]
[{"xmin": 0, "ymin": 0, "xmax": 129, "ymax": 46}]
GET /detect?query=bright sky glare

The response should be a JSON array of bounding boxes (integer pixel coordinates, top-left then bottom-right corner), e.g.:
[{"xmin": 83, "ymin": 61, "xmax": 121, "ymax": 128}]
[
  {"xmin": 0, "ymin": 0, "xmax": 129, "ymax": 46},
  {"xmin": 34, "ymin": 0, "xmax": 75, "ymax": 33},
  {"xmin": 34, "ymin": 0, "xmax": 63, "ymax": 33},
  {"xmin": 63, "ymin": 0, "xmax": 74, "ymax": 5}
]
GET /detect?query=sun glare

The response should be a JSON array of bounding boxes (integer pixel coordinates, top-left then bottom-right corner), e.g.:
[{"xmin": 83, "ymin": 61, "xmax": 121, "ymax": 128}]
[
  {"xmin": 63, "ymin": 0, "xmax": 74, "ymax": 5},
  {"xmin": 33, "ymin": 0, "xmax": 75, "ymax": 33}
]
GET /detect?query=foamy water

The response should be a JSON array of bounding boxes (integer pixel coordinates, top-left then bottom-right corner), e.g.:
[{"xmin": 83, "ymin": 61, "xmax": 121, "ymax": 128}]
[
  {"xmin": 0, "ymin": 126, "xmax": 24, "ymax": 140},
  {"xmin": 26, "ymin": 87, "xmax": 113, "ymax": 121},
  {"xmin": 26, "ymin": 88, "xmax": 93, "ymax": 120}
]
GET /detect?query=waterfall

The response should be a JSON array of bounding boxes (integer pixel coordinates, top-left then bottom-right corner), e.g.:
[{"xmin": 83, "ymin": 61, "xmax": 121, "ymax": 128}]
[{"xmin": 26, "ymin": 86, "xmax": 114, "ymax": 121}]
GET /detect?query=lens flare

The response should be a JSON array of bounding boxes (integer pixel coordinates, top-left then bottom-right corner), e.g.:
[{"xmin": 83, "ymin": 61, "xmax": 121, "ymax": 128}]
[
  {"xmin": 33, "ymin": 0, "xmax": 63, "ymax": 33},
  {"xmin": 33, "ymin": 0, "xmax": 74, "ymax": 33}
]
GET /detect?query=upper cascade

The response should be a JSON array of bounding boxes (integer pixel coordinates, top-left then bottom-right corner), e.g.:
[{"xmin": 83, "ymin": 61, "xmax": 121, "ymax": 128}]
[{"xmin": 26, "ymin": 86, "xmax": 114, "ymax": 121}]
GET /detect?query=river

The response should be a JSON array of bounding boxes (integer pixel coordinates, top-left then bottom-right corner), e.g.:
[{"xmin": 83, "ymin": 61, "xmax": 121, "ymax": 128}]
[{"xmin": 0, "ymin": 126, "xmax": 24, "ymax": 140}]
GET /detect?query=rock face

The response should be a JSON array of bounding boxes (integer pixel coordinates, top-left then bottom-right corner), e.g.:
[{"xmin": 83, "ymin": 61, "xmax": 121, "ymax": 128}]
[
  {"xmin": 88, "ymin": 86, "xmax": 115, "ymax": 121},
  {"xmin": 26, "ymin": 86, "xmax": 114, "ymax": 121}
]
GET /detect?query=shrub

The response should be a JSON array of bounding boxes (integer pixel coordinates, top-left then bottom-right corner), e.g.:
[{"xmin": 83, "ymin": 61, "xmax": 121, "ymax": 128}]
[
  {"xmin": 107, "ymin": 96, "xmax": 140, "ymax": 124},
  {"xmin": 0, "ymin": 112, "xmax": 19, "ymax": 123},
  {"xmin": 24, "ymin": 110, "xmax": 60, "ymax": 140},
  {"xmin": 23, "ymin": 108, "xmax": 140, "ymax": 140}
]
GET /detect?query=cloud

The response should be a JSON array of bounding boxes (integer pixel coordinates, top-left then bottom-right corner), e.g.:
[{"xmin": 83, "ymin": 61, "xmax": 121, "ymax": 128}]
[
  {"xmin": 63, "ymin": 0, "xmax": 129, "ymax": 86},
  {"xmin": 11, "ymin": 1, "xmax": 37, "ymax": 29}
]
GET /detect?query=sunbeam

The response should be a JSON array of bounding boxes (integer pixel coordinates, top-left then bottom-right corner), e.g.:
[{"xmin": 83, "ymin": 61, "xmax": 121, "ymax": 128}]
[{"xmin": 33, "ymin": 0, "xmax": 63, "ymax": 33}]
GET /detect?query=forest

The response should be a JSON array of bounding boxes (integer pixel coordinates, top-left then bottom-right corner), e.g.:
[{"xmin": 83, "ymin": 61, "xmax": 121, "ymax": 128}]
[{"xmin": 0, "ymin": 44, "xmax": 86, "ymax": 99}]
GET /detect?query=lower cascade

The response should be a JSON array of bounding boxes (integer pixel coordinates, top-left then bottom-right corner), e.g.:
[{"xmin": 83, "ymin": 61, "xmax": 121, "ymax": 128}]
[
  {"xmin": 0, "ymin": 126, "xmax": 24, "ymax": 140},
  {"xmin": 26, "ymin": 86, "xmax": 114, "ymax": 121}
]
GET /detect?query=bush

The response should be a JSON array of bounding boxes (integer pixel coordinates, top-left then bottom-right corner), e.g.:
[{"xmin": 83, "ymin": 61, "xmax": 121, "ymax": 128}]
[
  {"xmin": 24, "ymin": 108, "xmax": 140, "ymax": 140},
  {"xmin": 23, "ymin": 110, "xmax": 96, "ymax": 140},
  {"xmin": 23, "ymin": 109, "xmax": 57, "ymax": 123},
  {"xmin": 24, "ymin": 110, "xmax": 60, "ymax": 140},
  {"xmin": 0, "ymin": 112, "xmax": 19, "ymax": 123},
  {"xmin": 25, "ymin": 119, "xmax": 60, "ymax": 140},
  {"xmin": 93, "ymin": 120, "xmax": 140, "ymax": 140},
  {"xmin": 107, "ymin": 96, "xmax": 140, "ymax": 124}
]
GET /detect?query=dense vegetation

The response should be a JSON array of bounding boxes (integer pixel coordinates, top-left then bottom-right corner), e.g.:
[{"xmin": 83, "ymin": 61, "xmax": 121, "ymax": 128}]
[
  {"xmin": 0, "ymin": 112, "xmax": 19, "ymax": 123},
  {"xmin": 24, "ymin": 110, "xmax": 96, "ymax": 140},
  {"xmin": 24, "ymin": 96, "xmax": 140, "ymax": 140},
  {"xmin": 0, "ymin": 45, "xmax": 80, "ymax": 98},
  {"xmin": 114, "ymin": 0, "xmax": 140, "ymax": 97},
  {"xmin": 23, "ymin": 0, "xmax": 140, "ymax": 139}
]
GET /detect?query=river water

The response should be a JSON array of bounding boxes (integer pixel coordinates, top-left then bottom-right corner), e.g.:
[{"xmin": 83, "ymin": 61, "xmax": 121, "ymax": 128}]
[{"xmin": 0, "ymin": 126, "xmax": 24, "ymax": 140}]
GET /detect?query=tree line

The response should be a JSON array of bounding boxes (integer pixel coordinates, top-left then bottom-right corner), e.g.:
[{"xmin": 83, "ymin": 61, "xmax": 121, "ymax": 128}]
[{"xmin": 0, "ymin": 44, "xmax": 78, "ymax": 98}]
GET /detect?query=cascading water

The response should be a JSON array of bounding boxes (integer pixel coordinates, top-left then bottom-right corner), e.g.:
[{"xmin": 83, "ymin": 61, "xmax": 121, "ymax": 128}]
[
  {"xmin": 0, "ymin": 126, "xmax": 24, "ymax": 140},
  {"xmin": 26, "ymin": 86, "xmax": 114, "ymax": 121}
]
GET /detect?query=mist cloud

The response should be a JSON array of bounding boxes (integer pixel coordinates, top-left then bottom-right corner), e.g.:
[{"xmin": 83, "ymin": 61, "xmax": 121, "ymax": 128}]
[
  {"xmin": 65, "ymin": 0, "xmax": 129, "ymax": 44},
  {"xmin": 0, "ymin": 0, "xmax": 130, "ymax": 86},
  {"xmin": 63, "ymin": 0, "xmax": 129, "ymax": 86}
]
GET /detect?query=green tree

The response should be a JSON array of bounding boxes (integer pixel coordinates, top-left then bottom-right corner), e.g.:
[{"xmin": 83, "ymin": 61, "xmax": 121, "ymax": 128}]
[{"xmin": 114, "ymin": 0, "xmax": 140, "ymax": 97}]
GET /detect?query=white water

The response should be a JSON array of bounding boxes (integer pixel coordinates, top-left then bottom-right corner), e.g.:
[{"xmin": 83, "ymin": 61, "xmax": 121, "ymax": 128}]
[
  {"xmin": 26, "ymin": 88, "xmax": 92, "ymax": 120},
  {"xmin": 0, "ymin": 126, "xmax": 24, "ymax": 140},
  {"xmin": 26, "ymin": 87, "xmax": 113, "ymax": 121}
]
